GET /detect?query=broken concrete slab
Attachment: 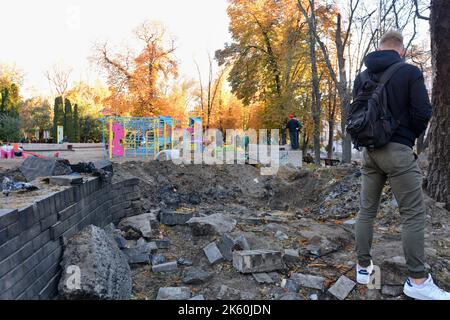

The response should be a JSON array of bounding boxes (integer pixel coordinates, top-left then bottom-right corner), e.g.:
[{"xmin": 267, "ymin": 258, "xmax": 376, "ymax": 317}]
[
  {"xmin": 20, "ymin": 157, "xmax": 72, "ymax": 182},
  {"xmin": 187, "ymin": 213, "xmax": 237, "ymax": 236},
  {"xmin": 152, "ymin": 261, "xmax": 178, "ymax": 273},
  {"xmin": 58, "ymin": 225, "xmax": 132, "ymax": 300},
  {"xmin": 156, "ymin": 287, "xmax": 192, "ymax": 300},
  {"xmin": 253, "ymin": 273, "xmax": 274, "ymax": 284},
  {"xmin": 183, "ymin": 267, "xmax": 214, "ymax": 285},
  {"xmin": 118, "ymin": 212, "xmax": 155, "ymax": 239},
  {"xmin": 203, "ymin": 242, "xmax": 224, "ymax": 265},
  {"xmin": 233, "ymin": 250, "xmax": 284, "ymax": 273},
  {"xmin": 327, "ymin": 275, "xmax": 356, "ymax": 300},
  {"xmin": 291, "ymin": 273, "xmax": 326, "ymax": 291},
  {"xmin": 159, "ymin": 210, "xmax": 194, "ymax": 226}
]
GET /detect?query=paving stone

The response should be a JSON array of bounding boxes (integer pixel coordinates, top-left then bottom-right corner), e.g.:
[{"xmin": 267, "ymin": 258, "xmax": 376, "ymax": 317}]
[
  {"xmin": 159, "ymin": 210, "xmax": 193, "ymax": 226},
  {"xmin": 152, "ymin": 261, "xmax": 178, "ymax": 273},
  {"xmin": 291, "ymin": 273, "xmax": 326, "ymax": 291},
  {"xmin": 203, "ymin": 242, "xmax": 224, "ymax": 265},
  {"xmin": 233, "ymin": 250, "xmax": 283, "ymax": 273},
  {"xmin": 252, "ymin": 273, "xmax": 274, "ymax": 284},
  {"xmin": 183, "ymin": 267, "xmax": 213, "ymax": 285},
  {"xmin": 327, "ymin": 275, "xmax": 356, "ymax": 300},
  {"xmin": 156, "ymin": 287, "xmax": 191, "ymax": 300}
]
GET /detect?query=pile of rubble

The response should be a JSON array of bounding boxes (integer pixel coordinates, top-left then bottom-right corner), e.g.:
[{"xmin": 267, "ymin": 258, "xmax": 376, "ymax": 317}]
[{"xmin": 56, "ymin": 161, "xmax": 449, "ymax": 300}]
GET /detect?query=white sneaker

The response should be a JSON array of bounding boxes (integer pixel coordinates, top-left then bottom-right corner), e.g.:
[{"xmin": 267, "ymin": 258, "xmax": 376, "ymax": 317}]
[
  {"xmin": 356, "ymin": 260, "xmax": 374, "ymax": 285},
  {"xmin": 403, "ymin": 275, "xmax": 450, "ymax": 300}
]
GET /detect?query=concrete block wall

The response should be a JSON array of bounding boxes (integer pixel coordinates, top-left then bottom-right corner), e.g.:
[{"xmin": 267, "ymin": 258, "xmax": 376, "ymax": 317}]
[{"xmin": 0, "ymin": 176, "xmax": 140, "ymax": 300}]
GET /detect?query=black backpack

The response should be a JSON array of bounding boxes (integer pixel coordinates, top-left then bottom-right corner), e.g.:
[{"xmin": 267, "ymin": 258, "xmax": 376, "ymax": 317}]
[{"xmin": 347, "ymin": 62, "xmax": 406, "ymax": 151}]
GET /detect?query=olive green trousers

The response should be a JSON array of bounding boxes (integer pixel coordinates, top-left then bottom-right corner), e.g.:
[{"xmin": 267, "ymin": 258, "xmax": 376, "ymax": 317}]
[{"xmin": 356, "ymin": 142, "xmax": 427, "ymax": 279}]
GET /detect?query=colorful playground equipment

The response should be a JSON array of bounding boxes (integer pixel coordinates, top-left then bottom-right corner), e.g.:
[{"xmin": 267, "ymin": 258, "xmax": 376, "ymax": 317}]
[{"xmin": 101, "ymin": 116, "xmax": 202, "ymax": 159}]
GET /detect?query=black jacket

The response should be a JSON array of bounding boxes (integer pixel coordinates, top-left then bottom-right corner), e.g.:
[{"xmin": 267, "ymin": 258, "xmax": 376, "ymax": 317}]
[
  {"xmin": 353, "ymin": 50, "xmax": 432, "ymax": 148},
  {"xmin": 286, "ymin": 119, "xmax": 301, "ymax": 133}
]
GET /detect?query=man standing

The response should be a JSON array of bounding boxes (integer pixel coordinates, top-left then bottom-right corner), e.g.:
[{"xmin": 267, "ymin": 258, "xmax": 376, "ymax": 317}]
[
  {"xmin": 353, "ymin": 30, "xmax": 449, "ymax": 300},
  {"xmin": 286, "ymin": 114, "xmax": 301, "ymax": 150}
]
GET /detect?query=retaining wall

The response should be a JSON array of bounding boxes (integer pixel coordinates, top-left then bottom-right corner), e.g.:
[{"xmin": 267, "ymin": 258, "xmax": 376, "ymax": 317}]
[{"xmin": 0, "ymin": 176, "xmax": 140, "ymax": 300}]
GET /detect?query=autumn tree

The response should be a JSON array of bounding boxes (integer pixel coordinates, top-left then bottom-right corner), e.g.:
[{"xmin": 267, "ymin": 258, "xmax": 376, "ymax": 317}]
[
  {"xmin": 216, "ymin": 0, "xmax": 310, "ymax": 138},
  {"xmin": 195, "ymin": 55, "xmax": 226, "ymax": 129},
  {"xmin": 93, "ymin": 21, "xmax": 178, "ymax": 116},
  {"xmin": 20, "ymin": 97, "xmax": 52, "ymax": 138},
  {"xmin": 0, "ymin": 64, "xmax": 23, "ymax": 118}
]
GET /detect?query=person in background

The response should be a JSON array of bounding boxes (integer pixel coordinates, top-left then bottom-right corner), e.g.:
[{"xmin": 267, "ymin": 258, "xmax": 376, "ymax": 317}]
[{"xmin": 285, "ymin": 114, "xmax": 302, "ymax": 150}]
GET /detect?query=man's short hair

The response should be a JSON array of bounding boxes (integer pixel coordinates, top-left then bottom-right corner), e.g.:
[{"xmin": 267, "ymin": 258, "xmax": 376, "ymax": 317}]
[{"xmin": 379, "ymin": 29, "xmax": 404, "ymax": 49}]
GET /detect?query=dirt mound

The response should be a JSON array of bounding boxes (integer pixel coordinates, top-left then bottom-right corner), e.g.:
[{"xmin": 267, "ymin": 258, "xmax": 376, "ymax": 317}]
[{"xmin": 113, "ymin": 161, "xmax": 359, "ymax": 216}]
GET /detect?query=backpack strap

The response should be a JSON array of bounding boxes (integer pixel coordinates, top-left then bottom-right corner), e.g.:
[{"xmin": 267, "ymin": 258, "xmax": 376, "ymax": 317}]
[{"xmin": 378, "ymin": 62, "xmax": 407, "ymax": 87}]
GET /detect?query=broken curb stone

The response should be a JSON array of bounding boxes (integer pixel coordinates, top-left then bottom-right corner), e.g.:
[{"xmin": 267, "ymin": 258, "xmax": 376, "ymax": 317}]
[
  {"xmin": 20, "ymin": 157, "xmax": 72, "ymax": 182},
  {"xmin": 233, "ymin": 250, "xmax": 283, "ymax": 273}
]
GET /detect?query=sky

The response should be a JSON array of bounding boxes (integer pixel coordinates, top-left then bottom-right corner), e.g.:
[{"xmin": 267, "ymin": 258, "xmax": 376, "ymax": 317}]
[{"xmin": 0, "ymin": 0, "xmax": 232, "ymax": 98}]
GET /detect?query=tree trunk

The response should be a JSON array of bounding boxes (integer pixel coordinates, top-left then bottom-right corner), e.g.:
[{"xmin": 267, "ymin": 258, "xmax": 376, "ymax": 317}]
[
  {"xmin": 335, "ymin": 13, "xmax": 352, "ymax": 164},
  {"xmin": 427, "ymin": 0, "xmax": 450, "ymax": 210},
  {"xmin": 327, "ymin": 120, "xmax": 335, "ymax": 159},
  {"xmin": 308, "ymin": 1, "xmax": 321, "ymax": 166}
]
